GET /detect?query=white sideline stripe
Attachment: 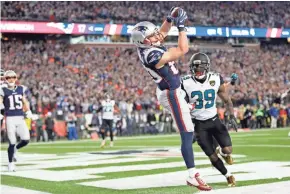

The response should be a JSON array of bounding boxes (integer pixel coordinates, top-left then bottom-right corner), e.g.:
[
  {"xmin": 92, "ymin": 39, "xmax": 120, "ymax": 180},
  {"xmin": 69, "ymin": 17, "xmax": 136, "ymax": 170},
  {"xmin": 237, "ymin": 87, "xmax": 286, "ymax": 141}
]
[
  {"xmin": 1, "ymin": 185, "xmax": 51, "ymax": 194},
  {"xmin": 207, "ymin": 181, "xmax": 290, "ymax": 194}
]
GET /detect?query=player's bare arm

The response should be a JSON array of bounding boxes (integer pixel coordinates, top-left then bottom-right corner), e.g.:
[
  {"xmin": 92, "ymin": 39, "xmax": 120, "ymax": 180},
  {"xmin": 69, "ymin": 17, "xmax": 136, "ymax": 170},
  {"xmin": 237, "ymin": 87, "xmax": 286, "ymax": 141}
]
[
  {"xmin": 218, "ymin": 84, "xmax": 234, "ymax": 115},
  {"xmin": 158, "ymin": 18, "xmax": 173, "ymax": 38},
  {"xmin": 156, "ymin": 8, "xmax": 188, "ymax": 69},
  {"xmin": 218, "ymin": 84, "xmax": 238, "ymax": 131}
]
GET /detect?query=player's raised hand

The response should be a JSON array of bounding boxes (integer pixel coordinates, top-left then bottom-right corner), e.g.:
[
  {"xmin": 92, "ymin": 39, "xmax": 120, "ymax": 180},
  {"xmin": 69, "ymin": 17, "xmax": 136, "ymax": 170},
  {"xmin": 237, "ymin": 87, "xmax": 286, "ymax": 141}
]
[
  {"xmin": 229, "ymin": 115, "xmax": 238, "ymax": 132},
  {"xmin": 168, "ymin": 7, "xmax": 187, "ymax": 29},
  {"xmin": 166, "ymin": 6, "xmax": 176, "ymax": 23},
  {"xmin": 174, "ymin": 8, "xmax": 187, "ymax": 29},
  {"xmin": 230, "ymin": 73, "xmax": 238, "ymax": 85}
]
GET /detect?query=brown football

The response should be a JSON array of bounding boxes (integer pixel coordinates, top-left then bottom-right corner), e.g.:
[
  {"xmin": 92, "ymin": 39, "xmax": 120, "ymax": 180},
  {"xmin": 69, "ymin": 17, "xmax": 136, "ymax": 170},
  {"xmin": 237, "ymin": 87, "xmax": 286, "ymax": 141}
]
[{"xmin": 171, "ymin": 7, "xmax": 179, "ymax": 18}]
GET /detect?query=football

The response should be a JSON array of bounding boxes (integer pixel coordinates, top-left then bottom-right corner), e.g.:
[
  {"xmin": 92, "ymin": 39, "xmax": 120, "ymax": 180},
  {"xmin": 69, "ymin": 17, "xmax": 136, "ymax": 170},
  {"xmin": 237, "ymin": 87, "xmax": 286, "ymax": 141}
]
[{"xmin": 171, "ymin": 7, "xmax": 180, "ymax": 18}]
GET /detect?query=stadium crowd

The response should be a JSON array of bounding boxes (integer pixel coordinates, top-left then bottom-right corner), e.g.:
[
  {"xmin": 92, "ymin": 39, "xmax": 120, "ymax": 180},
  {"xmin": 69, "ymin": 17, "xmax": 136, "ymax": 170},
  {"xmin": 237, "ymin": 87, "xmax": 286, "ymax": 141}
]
[
  {"xmin": 1, "ymin": 38, "xmax": 290, "ymax": 142},
  {"xmin": 2, "ymin": 1, "xmax": 290, "ymax": 27}
]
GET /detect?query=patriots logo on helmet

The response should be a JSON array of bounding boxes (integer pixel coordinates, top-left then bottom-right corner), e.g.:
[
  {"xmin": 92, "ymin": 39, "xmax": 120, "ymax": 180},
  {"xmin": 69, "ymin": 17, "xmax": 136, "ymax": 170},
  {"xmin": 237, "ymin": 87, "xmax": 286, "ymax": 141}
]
[{"xmin": 134, "ymin": 26, "xmax": 149, "ymax": 33}]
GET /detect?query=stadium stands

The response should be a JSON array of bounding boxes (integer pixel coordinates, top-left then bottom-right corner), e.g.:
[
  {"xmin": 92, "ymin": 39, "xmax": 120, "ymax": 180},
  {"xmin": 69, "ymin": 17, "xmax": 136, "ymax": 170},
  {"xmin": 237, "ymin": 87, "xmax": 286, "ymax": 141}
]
[{"xmin": 2, "ymin": 1, "xmax": 290, "ymax": 27}]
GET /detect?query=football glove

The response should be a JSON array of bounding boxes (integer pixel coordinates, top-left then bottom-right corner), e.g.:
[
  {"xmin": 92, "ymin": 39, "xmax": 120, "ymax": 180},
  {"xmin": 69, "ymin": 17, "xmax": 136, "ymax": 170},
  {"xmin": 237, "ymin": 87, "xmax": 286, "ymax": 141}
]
[
  {"xmin": 229, "ymin": 115, "xmax": 238, "ymax": 132},
  {"xmin": 166, "ymin": 6, "xmax": 176, "ymax": 23},
  {"xmin": 230, "ymin": 73, "xmax": 238, "ymax": 85},
  {"xmin": 174, "ymin": 9, "xmax": 187, "ymax": 30},
  {"xmin": 25, "ymin": 110, "xmax": 37, "ymax": 120}
]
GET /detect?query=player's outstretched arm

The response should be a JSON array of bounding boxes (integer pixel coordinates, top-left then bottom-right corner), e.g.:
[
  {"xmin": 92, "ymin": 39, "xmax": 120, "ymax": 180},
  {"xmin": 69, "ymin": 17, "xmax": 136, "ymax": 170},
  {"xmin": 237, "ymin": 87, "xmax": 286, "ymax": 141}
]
[
  {"xmin": 156, "ymin": 8, "xmax": 188, "ymax": 69},
  {"xmin": 218, "ymin": 84, "xmax": 238, "ymax": 131},
  {"xmin": 159, "ymin": 7, "xmax": 176, "ymax": 38}
]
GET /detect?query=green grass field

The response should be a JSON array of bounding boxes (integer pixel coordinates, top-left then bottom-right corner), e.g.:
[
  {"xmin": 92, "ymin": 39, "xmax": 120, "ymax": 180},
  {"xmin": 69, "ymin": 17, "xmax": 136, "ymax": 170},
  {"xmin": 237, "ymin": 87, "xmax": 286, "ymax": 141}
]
[{"xmin": 1, "ymin": 128, "xmax": 290, "ymax": 194}]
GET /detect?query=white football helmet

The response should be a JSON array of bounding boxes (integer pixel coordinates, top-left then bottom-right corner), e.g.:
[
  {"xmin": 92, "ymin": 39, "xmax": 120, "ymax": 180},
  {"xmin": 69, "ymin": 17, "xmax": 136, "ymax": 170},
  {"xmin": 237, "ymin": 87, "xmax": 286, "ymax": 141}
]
[
  {"xmin": 4, "ymin": 70, "xmax": 17, "ymax": 87},
  {"xmin": 131, "ymin": 21, "xmax": 164, "ymax": 48}
]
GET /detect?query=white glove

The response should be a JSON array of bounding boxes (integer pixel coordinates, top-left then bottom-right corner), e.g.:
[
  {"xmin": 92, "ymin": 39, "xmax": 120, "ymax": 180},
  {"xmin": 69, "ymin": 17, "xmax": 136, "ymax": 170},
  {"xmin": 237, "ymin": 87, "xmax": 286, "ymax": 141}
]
[
  {"xmin": 0, "ymin": 113, "xmax": 4, "ymax": 121},
  {"xmin": 25, "ymin": 110, "xmax": 34, "ymax": 119}
]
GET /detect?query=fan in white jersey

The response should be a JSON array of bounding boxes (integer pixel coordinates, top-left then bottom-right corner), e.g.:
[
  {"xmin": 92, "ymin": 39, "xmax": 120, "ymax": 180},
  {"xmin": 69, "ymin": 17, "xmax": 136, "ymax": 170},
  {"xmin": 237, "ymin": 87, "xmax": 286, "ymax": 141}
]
[
  {"xmin": 0, "ymin": 70, "xmax": 34, "ymax": 172},
  {"xmin": 181, "ymin": 52, "xmax": 239, "ymax": 187},
  {"xmin": 99, "ymin": 93, "xmax": 115, "ymax": 148}
]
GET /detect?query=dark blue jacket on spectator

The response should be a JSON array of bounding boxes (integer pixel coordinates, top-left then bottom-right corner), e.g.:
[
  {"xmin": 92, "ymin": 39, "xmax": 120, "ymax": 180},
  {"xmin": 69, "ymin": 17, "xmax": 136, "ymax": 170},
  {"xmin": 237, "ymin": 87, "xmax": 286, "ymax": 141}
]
[{"xmin": 269, "ymin": 107, "xmax": 279, "ymax": 118}]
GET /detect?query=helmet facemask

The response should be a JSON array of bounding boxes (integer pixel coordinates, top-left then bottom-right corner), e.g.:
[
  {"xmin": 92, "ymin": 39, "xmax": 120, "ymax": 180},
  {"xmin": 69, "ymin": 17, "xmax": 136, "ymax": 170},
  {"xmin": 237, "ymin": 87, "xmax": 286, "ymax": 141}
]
[
  {"xmin": 4, "ymin": 70, "xmax": 17, "ymax": 88},
  {"xmin": 144, "ymin": 30, "xmax": 165, "ymax": 47},
  {"xmin": 190, "ymin": 58, "xmax": 210, "ymax": 80}
]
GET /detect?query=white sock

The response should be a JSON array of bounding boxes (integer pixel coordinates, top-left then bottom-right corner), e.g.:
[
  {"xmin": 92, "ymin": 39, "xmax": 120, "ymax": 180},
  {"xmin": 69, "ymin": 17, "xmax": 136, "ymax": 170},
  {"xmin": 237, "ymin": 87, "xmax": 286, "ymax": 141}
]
[
  {"xmin": 225, "ymin": 171, "xmax": 232, "ymax": 178},
  {"xmin": 188, "ymin": 168, "xmax": 197, "ymax": 178},
  {"xmin": 219, "ymin": 148, "xmax": 228, "ymax": 157}
]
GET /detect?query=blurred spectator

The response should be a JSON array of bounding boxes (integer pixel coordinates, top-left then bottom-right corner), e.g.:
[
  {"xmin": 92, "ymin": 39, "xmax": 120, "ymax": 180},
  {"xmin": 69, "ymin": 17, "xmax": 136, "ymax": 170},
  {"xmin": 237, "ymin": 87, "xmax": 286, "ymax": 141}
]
[
  {"xmin": 2, "ymin": 2, "xmax": 290, "ymax": 27},
  {"xmin": 36, "ymin": 115, "xmax": 47, "ymax": 142},
  {"xmin": 145, "ymin": 108, "xmax": 158, "ymax": 134},
  {"xmin": 66, "ymin": 111, "xmax": 78, "ymax": 140},
  {"xmin": 45, "ymin": 112, "xmax": 55, "ymax": 141},
  {"xmin": 255, "ymin": 105, "xmax": 264, "ymax": 129},
  {"xmin": 269, "ymin": 103, "xmax": 279, "ymax": 128},
  {"xmin": 279, "ymin": 105, "xmax": 287, "ymax": 127}
]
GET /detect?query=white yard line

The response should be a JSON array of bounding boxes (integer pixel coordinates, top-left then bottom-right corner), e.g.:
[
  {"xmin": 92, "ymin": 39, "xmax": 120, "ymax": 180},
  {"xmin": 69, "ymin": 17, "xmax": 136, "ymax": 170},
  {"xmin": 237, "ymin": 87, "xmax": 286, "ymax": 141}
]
[
  {"xmin": 1, "ymin": 185, "xmax": 51, "ymax": 194},
  {"xmin": 206, "ymin": 181, "xmax": 290, "ymax": 194}
]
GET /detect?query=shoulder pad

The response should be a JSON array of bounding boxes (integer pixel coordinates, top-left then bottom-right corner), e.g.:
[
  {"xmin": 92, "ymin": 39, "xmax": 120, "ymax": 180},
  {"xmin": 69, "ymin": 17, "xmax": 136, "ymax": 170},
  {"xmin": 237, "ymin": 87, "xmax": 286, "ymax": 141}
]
[
  {"xmin": 145, "ymin": 49, "xmax": 164, "ymax": 67},
  {"xmin": 182, "ymin": 75, "xmax": 191, "ymax": 80},
  {"xmin": 209, "ymin": 71, "xmax": 219, "ymax": 76}
]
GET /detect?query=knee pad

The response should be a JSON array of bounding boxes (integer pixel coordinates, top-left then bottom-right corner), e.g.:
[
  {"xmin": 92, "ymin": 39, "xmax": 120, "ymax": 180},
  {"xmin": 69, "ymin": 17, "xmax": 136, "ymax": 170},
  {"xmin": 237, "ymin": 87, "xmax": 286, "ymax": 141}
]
[{"xmin": 222, "ymin": 146, "xmax": 232, "ymax": 155}]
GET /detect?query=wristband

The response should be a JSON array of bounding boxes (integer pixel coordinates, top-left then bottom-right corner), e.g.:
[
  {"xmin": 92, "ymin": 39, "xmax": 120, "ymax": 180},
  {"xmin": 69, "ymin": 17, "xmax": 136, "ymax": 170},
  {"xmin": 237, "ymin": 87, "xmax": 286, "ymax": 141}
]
[
  {"xmin": 178, "ymin": 27, "xmax": 185, "ymax": 32},
  {"xmin": 166, "ymin": 16, "xmax": 173, "ymax": 23}
]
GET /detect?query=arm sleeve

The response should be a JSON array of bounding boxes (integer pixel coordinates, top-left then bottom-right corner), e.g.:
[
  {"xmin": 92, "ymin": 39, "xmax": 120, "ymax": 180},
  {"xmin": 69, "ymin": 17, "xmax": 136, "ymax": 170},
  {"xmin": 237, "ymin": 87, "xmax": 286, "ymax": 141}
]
[{"xmin": 145, "ymin": 49, "xmax": 164, "ymax": 68}]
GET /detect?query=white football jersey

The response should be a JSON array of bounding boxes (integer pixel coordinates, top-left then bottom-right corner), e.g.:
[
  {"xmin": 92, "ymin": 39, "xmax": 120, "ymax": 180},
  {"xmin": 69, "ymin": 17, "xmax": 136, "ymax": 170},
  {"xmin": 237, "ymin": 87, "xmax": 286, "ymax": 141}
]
[
  {"xmin": 181, "ymin": 72, "xmax": 223, "ymax": 121},
  {"xmin": 101, "ymin": 100, "xmax": 115, "ymax": 120}
]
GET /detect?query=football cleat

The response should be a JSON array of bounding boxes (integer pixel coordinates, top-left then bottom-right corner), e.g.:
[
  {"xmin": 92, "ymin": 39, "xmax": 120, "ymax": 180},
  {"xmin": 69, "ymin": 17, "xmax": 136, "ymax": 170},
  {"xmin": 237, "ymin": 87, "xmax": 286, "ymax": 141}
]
[
  {"xmin": 186, "ymin": 173, "xmax": 212, "ymax": 191},
  {"xmin": 216, "ymin": 147, "xmax": 234, "ymax": 165},
  {"xmin": 8, "ymin": 162, "xmax": 16, "ymax": 172},
  {"xmin": 227, "ymin": 175, "xmax": 236, "ymax": 187},
  {"xmin": 100, "ymin": 140, "xmax": 106, "ymax": 148}
]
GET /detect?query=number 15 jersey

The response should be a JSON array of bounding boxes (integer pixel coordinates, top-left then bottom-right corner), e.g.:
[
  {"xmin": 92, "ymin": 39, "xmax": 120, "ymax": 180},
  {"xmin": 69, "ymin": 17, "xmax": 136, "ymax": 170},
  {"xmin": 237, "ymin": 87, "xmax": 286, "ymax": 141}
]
[
  {"xmin": 0, "ymin": 85, "xmax": 26, "ymax": 117},
  {"xmin": 137, "ymin": 46, "xmax": 180, "ymax": 91},
  {"xmin": 181, "ymin": 72, "xmax": 224, "ymax": 121}
]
